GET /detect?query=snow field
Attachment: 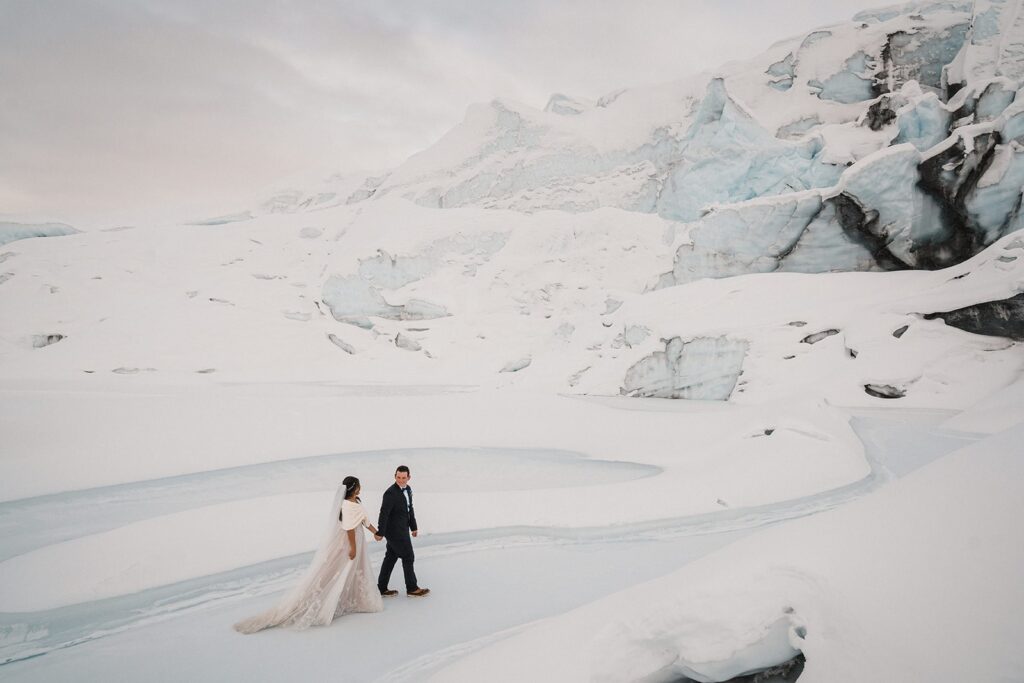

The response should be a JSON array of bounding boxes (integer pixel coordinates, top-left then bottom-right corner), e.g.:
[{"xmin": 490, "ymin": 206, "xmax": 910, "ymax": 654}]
[
  {"xmin": 426, "ymin": 415, "xmax": 1024, "ymax": 683},
  {"xmin": 0, "ymin": 389, "xmax": 867, "ymax": 612}
]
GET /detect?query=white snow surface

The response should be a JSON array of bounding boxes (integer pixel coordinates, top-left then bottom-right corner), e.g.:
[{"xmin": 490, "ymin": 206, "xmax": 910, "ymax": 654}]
[
  {"xmin": 426, "ymin": 417, "xmax": 1024, "ymax": 683},
  {"xmin": 1, "ymin": 199, "xmax": 1020, "ymax": 411},
  {"xmin": 2, "ymin": 3, "xmax": 1023, "ymax": 681}
]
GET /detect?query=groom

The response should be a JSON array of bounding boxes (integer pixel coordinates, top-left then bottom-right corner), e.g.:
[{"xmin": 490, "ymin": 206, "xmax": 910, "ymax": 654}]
[{"xmin": 375, "ymin": 465, "xmax": 430, "ymax": 597}]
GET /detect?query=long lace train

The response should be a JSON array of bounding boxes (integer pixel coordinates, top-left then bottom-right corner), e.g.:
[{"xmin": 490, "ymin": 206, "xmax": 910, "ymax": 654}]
[{"xmin": 234, "ymin": 494, "xmax": 383, "ymax": 633}]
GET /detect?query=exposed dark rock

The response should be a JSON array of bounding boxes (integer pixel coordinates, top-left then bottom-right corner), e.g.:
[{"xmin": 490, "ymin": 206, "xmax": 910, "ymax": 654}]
[
  {"xmin": 893, "ymin": 325, "xmax": 909, "ymax": 338},
  {"xmin": 864, "ymin": 97, "xmax": 897, "ymax": 130},
  {"xmin": 801, "ymin": 329, "xmax": 839, "ymax": 344},
  {"xmin": 787, "ymin": 321, "xmax": 807, "ymax": 327},
  {"xmin": 865, "ymin": 383, "xmax": 906, "ymax": 398},
  {"xmin": 32, "ymin": 334, "xmax": 64, "ymax": 349},
  {"xmin": 195, "ymin": 368, "xmax": 216, "ymax": 374},
  {"xmin": 394, "ymin": 333, "xmax": 421, "ymax": 352},
  {"xmin": 924, "ymin": 293, "xmax": 1024, "ymax": 340},
  {"xmin": 678, "ymin": 653, "xmax": 805, "ymax": 682},
  {"xmin": 327, "ymin": 333, "xmax": 356, "ymax": 354},
  {"xmin": 846, "ymin": 346, "xmax": 858, "ymax": 358},
  {"xmin": 783, "ymin": 355, "xmax": 796, "ymax": 360}
]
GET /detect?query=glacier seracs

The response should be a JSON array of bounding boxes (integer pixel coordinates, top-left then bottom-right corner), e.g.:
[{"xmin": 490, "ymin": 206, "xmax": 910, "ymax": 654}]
[{"xmin": 320, "ymin": 2, "xmax": 1024, "ymax": 282}]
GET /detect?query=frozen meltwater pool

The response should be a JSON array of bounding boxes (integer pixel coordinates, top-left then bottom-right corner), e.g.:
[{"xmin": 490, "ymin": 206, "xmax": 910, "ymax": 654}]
[{"xmin": 0, "ymin": 447, "xmax": 659, "ymax": 562}]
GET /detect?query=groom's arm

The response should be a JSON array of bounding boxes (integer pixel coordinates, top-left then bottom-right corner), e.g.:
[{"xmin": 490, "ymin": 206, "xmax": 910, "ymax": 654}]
[
  {"xmin": 377, "ymin": 490, "xmax": 394, "ymax": 537},
  {"xmin": 409, "ymin": 491, "xmax": 418, "ymax": 533}
]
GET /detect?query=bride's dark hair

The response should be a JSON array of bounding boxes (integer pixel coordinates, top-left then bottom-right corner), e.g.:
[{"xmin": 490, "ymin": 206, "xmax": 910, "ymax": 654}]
[{"xmin": 339, "ymin": 476, "xmax": 360, "ymax": 521}]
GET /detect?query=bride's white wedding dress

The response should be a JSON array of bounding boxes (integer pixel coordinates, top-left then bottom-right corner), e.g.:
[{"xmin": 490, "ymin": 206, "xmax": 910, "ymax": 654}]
[{"xmin": 233, "ymin": 488, "xmax": 384, "ymax": 633}]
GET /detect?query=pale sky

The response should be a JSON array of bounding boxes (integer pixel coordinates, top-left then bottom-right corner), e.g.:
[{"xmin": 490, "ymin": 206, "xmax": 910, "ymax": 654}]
[{"xmin": 1, "ymin": 0, "xmax": 894, "ymax": 227}]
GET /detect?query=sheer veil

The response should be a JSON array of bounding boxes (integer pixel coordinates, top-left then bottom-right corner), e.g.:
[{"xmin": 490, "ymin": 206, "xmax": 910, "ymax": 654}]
[{"xmin": 233, "ymin": 484, "xmax": 383, "ymax": 633}]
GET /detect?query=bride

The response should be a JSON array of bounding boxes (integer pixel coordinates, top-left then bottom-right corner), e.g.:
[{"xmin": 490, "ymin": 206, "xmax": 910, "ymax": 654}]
[{"xmin": 234, "ymin": 476, "xmax": 384, "ymax": 633}]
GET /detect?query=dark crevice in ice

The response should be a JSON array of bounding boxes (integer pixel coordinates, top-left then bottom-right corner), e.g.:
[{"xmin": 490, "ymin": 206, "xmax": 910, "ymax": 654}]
[
  {"xmin": 800, "ymin": 329, "xmax": 839, "ymax": 344},
  {"xmin": 915, "ymin": 129, "xmax": 1002, "ymax": 267},
  {"xmin": 892, "ymin": 324, "xmax": 909, "ymax": 338},
  {"xmin": 923, "ymin": 293, "xmax": 1024, "ymax": 340},
  {"xmin": 865, "ymin": 383, "xmax": 906, "ymax": 398},
  {"xmin": 828, "ymin": 193, "xmax": 908, "ymax": 270}
]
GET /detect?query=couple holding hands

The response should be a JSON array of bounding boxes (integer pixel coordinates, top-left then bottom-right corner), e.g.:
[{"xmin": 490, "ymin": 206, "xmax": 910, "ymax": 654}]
[{"xmin": 234, "ymin": 466, "xmax": 428, "ymax": 634}]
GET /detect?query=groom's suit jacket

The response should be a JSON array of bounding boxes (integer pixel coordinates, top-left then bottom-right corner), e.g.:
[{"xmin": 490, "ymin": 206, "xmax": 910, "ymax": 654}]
[{"xmin": 377, "ymin": 483, "xmax": 417, "ymax": 540}]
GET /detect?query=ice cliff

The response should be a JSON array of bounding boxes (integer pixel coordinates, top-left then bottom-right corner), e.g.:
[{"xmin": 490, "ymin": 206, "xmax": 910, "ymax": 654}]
[{"xmin": 350, "ymin": 1, "xmax": 1024, "ymax": 280}]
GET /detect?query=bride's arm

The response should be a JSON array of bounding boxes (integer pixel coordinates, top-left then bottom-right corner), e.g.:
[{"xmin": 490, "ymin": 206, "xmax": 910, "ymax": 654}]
[
  {"xmin": 358, "ymin": 503, "xmax": 380, "ymax": 537},
  {"xmin": 347, "ymin": 528, "xmax": 357, "ymax": 559}
]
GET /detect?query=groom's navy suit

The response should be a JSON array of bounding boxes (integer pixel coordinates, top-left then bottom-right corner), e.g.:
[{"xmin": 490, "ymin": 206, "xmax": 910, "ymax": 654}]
[{"xmin": 377, "ymin": 483, "xmax": 419, "ymax": 593}]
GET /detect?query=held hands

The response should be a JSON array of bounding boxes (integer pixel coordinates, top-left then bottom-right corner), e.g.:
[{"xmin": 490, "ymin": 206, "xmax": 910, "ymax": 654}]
[
  {"xmin": 373, "ymin": 534, "xmax": 382, "ymax": 541},
  {"xmin": 412, "ymin": 531, "xmax": 418, "ymax": 538}
]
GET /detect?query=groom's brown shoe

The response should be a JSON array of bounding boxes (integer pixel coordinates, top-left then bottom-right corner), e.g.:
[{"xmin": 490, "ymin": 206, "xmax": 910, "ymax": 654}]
[
  {"xmin": 407, "ymin": 588, "xmax": 430, "ymax": 597},
  {"xmin": 380, "ymin": 589, "xmax": 398, "ymax": 597}
]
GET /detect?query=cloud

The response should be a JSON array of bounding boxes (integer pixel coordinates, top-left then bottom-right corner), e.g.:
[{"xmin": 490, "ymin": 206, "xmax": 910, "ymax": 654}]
[{"xmin": 0, "ymin": 0, "xmax": 892, "ymax": 226}]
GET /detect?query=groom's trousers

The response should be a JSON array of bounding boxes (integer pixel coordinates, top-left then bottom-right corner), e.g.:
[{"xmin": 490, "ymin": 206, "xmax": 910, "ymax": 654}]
[{"xmin": 378, "ymin": 533, "xmax": 418, "ymax": 592}]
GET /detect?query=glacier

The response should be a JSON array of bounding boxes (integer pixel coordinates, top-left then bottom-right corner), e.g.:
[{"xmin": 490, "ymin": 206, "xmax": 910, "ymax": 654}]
[
  {"xmin": 312, "ymin": 1, "xmax": 1022, "ymax": 284},
  {"xmin": 183, "ymin": 1, "xmax": 1024, "ymax": 288}
]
